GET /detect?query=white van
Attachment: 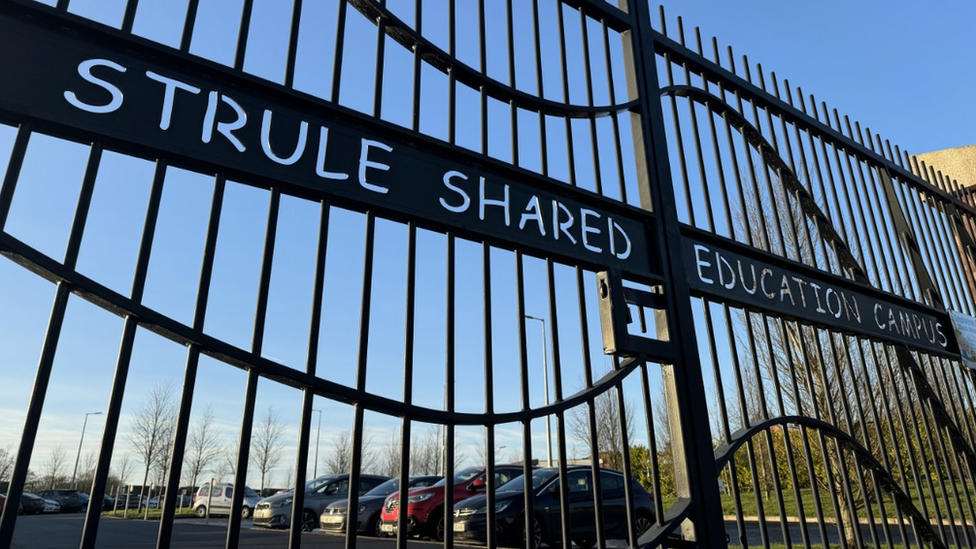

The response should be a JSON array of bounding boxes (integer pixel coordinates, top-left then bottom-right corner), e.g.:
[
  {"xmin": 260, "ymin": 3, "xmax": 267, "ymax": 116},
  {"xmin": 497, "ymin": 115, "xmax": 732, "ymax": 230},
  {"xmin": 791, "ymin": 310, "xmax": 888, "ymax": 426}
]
[{"xmin": 192, "ymin": 484, "xmax": 261, "ymax": 519}]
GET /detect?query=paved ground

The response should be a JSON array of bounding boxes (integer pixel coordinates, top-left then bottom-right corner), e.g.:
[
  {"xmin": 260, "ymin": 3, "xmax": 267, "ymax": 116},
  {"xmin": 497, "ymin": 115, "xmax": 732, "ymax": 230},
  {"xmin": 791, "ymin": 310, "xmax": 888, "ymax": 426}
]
[
  {"xmin": 9, "ymin": 515, "xmax": 429, "ymax": 549},
  {"xmin": 16, "ymin": 513, "xmax": 974, "ymax": 548}
]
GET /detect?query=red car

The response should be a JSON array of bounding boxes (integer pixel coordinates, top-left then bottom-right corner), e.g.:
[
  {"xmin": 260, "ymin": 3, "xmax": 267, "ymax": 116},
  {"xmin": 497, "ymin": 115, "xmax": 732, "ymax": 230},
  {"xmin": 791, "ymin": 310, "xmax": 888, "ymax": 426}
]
[{"xmin": 379, "ymin": 466, "xmax": 524, "ymax": 542}]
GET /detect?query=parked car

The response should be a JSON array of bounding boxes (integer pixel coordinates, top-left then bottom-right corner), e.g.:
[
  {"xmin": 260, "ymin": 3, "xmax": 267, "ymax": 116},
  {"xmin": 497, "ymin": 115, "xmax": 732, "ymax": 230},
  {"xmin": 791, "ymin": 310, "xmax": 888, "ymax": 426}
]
[
  {"xmin": 452, "ymin": 467, "xmax": 655, "ymax": 549},
  {"xmin": 320, "ymin": 476, "xmax": 441, "ymax": 536},
  {"xmin": 380, "ymin": 465, "xmax": 524, "ymax": 542},
  {"xmin": 42, "ymin": 498, "xmax": 60, "ymax": 514},
  {"xmin": 192, "ymin": 484, "xmax": 261, "ymax": 519},
  {"xmin": 254, "ymin": 474, "xmax": 390, "ymax": 531},
  {"xmin": 78, "ymin": 493, "xmax": 90, "ymax": 512},
  {"xmin": 21, "ymin": 493, "xmax": 48, "ymax": 515},
  {"xmin": 35, "ymin": 490, "xmax": 83, "ymax": 513},
  {"xmin": 147, "ymin": 494, "xmax": 191, "ymax": 509}
]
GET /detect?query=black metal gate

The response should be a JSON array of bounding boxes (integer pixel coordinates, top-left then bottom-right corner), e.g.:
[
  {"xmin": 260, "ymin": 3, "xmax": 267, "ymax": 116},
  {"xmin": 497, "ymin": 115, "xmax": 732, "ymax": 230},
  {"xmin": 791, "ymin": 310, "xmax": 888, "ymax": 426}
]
[{"xmin": 1, "ymin": 1, "xmax": 975, "ymax": 549}]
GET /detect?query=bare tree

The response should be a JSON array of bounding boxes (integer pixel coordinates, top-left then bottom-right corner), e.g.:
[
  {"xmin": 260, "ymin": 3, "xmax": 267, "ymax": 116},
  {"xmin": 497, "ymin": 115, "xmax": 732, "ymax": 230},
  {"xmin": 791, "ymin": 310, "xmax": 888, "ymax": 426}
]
[
  {"xmin": 185, "ymin": 405, "xmax": 224, "ymax": 492},
  {"xmin": 211, "ymin": 452, "xmax": 237, "ymax": 484},
  {"xmin": 324, "ymin": 431, "xmax": 351, "ymax": 475},
  {"xmin": 410, "ymin": 426, "xmax": 440, "ymax": 475},
  {"xmin": 76, "ymin": 452, "xmax": 98, "ymax": 492},
  {"xmin": 322, "ymin": 429, "xmax": 379, "ymax": 475},
  {"xmin": 128, "ymin": 382, "xmax": 176, "ymax": 509},
  {"xmin": 251, "ymin": 406, "xmax": 286, "ymax": 494},
  {"xmin": 45, "ymin": 445, "xmax": 68, "ymax": 489},
  {"xmin": 568, "ymin": 388, "xmax": 635, "ymax": 470},
  {"xmin": 0, "ymin": 446, "xmax": 14, "ymax": 487},
  {"xmin": 381, "ymin": 431, "xmax": 402, "ymax": 478},
  {"xmin": 113, "ymin": 453, "xmax": 134, "ymax": 488}
]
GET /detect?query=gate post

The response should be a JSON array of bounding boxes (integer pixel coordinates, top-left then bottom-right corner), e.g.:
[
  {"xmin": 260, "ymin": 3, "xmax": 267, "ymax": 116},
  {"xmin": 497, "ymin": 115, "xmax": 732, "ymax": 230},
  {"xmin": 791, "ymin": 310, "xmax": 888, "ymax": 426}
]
[{"xmin": 618, "ymin": 1, "xmax": 727, "ymax": 545}]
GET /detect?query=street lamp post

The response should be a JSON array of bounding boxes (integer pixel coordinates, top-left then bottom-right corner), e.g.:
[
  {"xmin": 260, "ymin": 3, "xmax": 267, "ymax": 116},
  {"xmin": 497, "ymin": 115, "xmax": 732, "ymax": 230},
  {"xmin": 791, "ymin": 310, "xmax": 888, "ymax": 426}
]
[
  {"xmin": 524, "ymin": 315, "xmax": 552, "ymax": 467},
  {"xmin": 312, "ymin": 409, "xmax": 322, "ymax": 478},
  {"xmin": 71, "ymin": 411, "xmax": 103, "ymax": 490}
]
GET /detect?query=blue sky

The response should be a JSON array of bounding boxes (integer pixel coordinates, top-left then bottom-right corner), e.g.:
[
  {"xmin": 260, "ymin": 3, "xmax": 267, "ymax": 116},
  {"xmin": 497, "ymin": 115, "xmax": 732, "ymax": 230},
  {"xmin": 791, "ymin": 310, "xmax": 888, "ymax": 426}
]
[{"xmin": 2, "ymin": 0, "xmax": 974, "ymax": 494}]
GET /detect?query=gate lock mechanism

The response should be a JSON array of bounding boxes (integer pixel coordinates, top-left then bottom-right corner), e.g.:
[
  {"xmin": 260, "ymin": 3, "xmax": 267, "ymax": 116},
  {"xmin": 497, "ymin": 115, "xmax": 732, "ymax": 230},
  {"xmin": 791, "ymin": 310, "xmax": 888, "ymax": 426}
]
[{"xmin": 597, "ymin": 270, "xmax": 671, "ymax": 359}]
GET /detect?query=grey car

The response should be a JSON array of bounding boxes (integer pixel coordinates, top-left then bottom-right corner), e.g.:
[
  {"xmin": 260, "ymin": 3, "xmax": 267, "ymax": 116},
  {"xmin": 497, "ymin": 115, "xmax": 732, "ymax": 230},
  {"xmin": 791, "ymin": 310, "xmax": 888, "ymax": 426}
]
[
  {"xmin": 320, "ymin": 476, "xmax": 441, "ymax": 536},
  {"xmin": 253, "ymin": 474, "xmax": 390, "ymax": 531}
]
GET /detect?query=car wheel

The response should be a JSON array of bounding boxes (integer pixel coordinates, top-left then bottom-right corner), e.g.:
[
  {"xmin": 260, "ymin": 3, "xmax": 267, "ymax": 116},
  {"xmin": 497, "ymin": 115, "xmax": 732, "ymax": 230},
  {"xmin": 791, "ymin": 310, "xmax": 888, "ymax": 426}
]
[
  {"xmin": 369, "ymin": 514, "xmax": 382, "ymax": 537},
  {"xmin": 634, "ymin": 513, "xmax": 653, "ymax": 537},
  {"xmin": 429, "ymin": 510, "xmax": 445, "ymax": 542},
  {"xmin": 301, "ymin": 509, "xmax": 318, "ymax": 532},
  {"xmin": 241, "ymin": 506, "xmax": 252, "ymax": 520},
  {"xmin": 521, "ymin": 514, "xmax": 543, "ymax": 549},
  {"xmin": 195, "ymin": 505, "xmax": 207, "ymax": 518}
]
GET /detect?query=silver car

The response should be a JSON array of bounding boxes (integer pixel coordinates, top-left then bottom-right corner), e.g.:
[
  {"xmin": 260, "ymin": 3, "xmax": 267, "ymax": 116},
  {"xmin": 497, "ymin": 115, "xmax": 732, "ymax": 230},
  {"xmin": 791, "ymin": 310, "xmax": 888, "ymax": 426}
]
[
  {"xmin": 320, "ymin": 476, "xmax": 441, "ymax": 536},
  {"xmin": 253, "ymin": 474, "xmax": 390, "ymax": 531}
]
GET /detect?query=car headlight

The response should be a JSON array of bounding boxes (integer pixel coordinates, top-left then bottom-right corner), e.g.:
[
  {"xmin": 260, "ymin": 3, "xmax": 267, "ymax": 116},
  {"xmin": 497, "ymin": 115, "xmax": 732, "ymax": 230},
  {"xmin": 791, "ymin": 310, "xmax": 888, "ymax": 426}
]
[
  {"xmin": 408, "ymin": 493, "xmax": 433, "ymax": 503},
  {"xmin": 271, "ymin": 498, "xmax": 293, "ymax": 508},
  {"xmin": 358, "ymin": 505, "xmax": 368, "ymax": 513}
]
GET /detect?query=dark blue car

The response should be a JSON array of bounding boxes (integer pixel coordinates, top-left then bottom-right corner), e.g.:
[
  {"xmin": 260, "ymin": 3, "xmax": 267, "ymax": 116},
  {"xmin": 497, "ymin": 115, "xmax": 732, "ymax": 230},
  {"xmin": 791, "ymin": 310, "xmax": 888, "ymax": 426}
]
[{"xmin": 452, "ymin": 467, "xmax": 654, "ymax": 549}]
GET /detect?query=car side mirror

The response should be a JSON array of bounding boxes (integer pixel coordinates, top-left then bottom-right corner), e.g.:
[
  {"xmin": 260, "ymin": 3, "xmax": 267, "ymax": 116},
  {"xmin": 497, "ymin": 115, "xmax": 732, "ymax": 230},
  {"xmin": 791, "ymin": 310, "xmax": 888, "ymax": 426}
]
[{"xmin": 469, "ymin": 479, "xmax": 487, "ymax": 492}]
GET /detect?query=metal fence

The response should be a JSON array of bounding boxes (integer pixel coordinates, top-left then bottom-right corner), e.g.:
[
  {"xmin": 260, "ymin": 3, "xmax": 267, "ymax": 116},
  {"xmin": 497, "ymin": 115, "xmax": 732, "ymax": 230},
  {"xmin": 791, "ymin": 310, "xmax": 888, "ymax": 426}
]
[{"xmin": 0, "ymin": 1, "xmax": 974, "ymax": 549}]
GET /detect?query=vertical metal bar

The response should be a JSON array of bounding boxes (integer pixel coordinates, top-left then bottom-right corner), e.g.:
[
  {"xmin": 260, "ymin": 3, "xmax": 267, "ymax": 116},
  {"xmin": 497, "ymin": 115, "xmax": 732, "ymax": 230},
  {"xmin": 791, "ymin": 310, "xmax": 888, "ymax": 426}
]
[
  {"xmin": 624, "ymin": 5, "xmax": 728, "ymax": 542},
  {"xmin": 284, "ymin": 0, "xmax": 304, "ymax": 89},
  {"xmin": 0, "ymin": 124, "xmax": 31, "ymax": 231},
  {"xmin": 530, "ymin": 0, "xmax": 547, "ymax": 178},
  {"xmin": 179, "ymin": 0, "xmax": 201, "ymax": 53},
  {"xmin": 515, "ymin": 251, "xmax": 533, "ymax": 548},
  {"xmin": 330, "ymin": 0, "xmax": 349, "ymax": 104},
  {"xmin": 504, "ymin": 0, "xmax": 518, "ymax": 166},
  {"xmin": 410, "ymin": 0, "xmax": 422, "ymax": 132},
  {"xmin": 79, "ymin": 317, "xmax": 137, "ymax": 549},
  {"xmin": 373, "ymin": 0, "xmax": 386, "ymax": 118},
  {"xmin": 477, "ymin": 0, "xmax": 487, "ymax": 155},
  {"xmin": 741, "ymin": 312, "xmax": 792, "ymax": 549},
  {"xmin": 603, "ymin": 22, "xmax": 629, "ymax": 203},
  {"xmin": 574, "ymin": 266, "xmax": 605, "ymax": 549},
  {"xmin": 225, "ymin": 369, "xmax": 259, "ymax": 549},
  {"xmin": 555, "ymin": 0, "xmax": 577, "ymax": 187},
  {"xmin": 121, "ymin": 0, "xmax": 139, "ymax": 33},
  {"xmin": 699, "ymin": 299, "xmax": 747, "ymax": 544},
  {"xmin": 80, "ymin": 159, "xmax": 172, "ymax": 549},
  {"xmin": 131, "ymin": 161, "xmax": 168, "ymax": 304},
  {"xmin": 638, "ymin": 362, "xmax": 664, "ymax": 524},
  {"xmin": 443, "ymin": 233, "xmax": 455, "ymax": 549},
  {"xmin": 345, "ymin": 212, "xmax": 375, "ymax": 549},
  {"xmin": 157, "ymin": 175, "xmax": 224, "ymax": 549},
  {"xmin": 395, "ymin": 223, "xmax": 417, "ymax": 549},
  {"xmin": 578, "ymin": 7, "xmax": 603, "ymax": 196},
  {"xmin": 544, "ymin": 257, "xmax": 571, "ymax": 549},
  {"xmin": 63, "ymin": 143, "xmax": 102, "ymax": 269},
  {"xmin": 155, "ymin": 350, "xmax": 198, "ymax": 549},
  {"xmin": 227, "ymin": 187, "xmax": 279, "ymax": 549},
  {"xmin": 614, "ymin": 381, "xmax": 637, "ymax": 548},
  {"xmin": 482, "ymin": 241, "xmax": 496, "ymax": 549},
  {"xmin": 0, "ymin": 282, "xmax": 70, "ymax": 548},
  {"xmin": 233, "ymin": 0, "xmax": 255, "ymax": 71},
  {"xmin": 288, "ymin": 198, "xmax": 328, "ymax": 547}
]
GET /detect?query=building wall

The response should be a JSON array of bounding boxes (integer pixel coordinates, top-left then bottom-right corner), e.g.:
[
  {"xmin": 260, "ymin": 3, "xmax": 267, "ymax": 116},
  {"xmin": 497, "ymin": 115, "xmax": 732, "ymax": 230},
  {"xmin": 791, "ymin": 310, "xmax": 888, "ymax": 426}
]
[{"xmin": 915, "ymin": 143, "xmax": 976, "ymax": 187}]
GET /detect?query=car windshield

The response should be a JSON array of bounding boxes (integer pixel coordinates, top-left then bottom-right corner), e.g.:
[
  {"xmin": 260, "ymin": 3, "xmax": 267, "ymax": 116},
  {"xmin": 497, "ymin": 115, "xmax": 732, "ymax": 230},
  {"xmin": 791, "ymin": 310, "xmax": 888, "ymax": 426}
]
[
  {"xmin": 434, "ymin": 467, "xmax": 481, "ymax": 487},
  {"xmin": 499, "ymin": 469, "xmax": 558, "ymax": 493},
  {"xmin": 245, "ymin": 487, "xmax": 259, "ymax": 498},
  {"xmin": 365, "ymin": 479, "xmax": 399, "ymax": 497},
  {"xmin": 306, "ymin": 476, "xmax": 336, "ymax": 493}
]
